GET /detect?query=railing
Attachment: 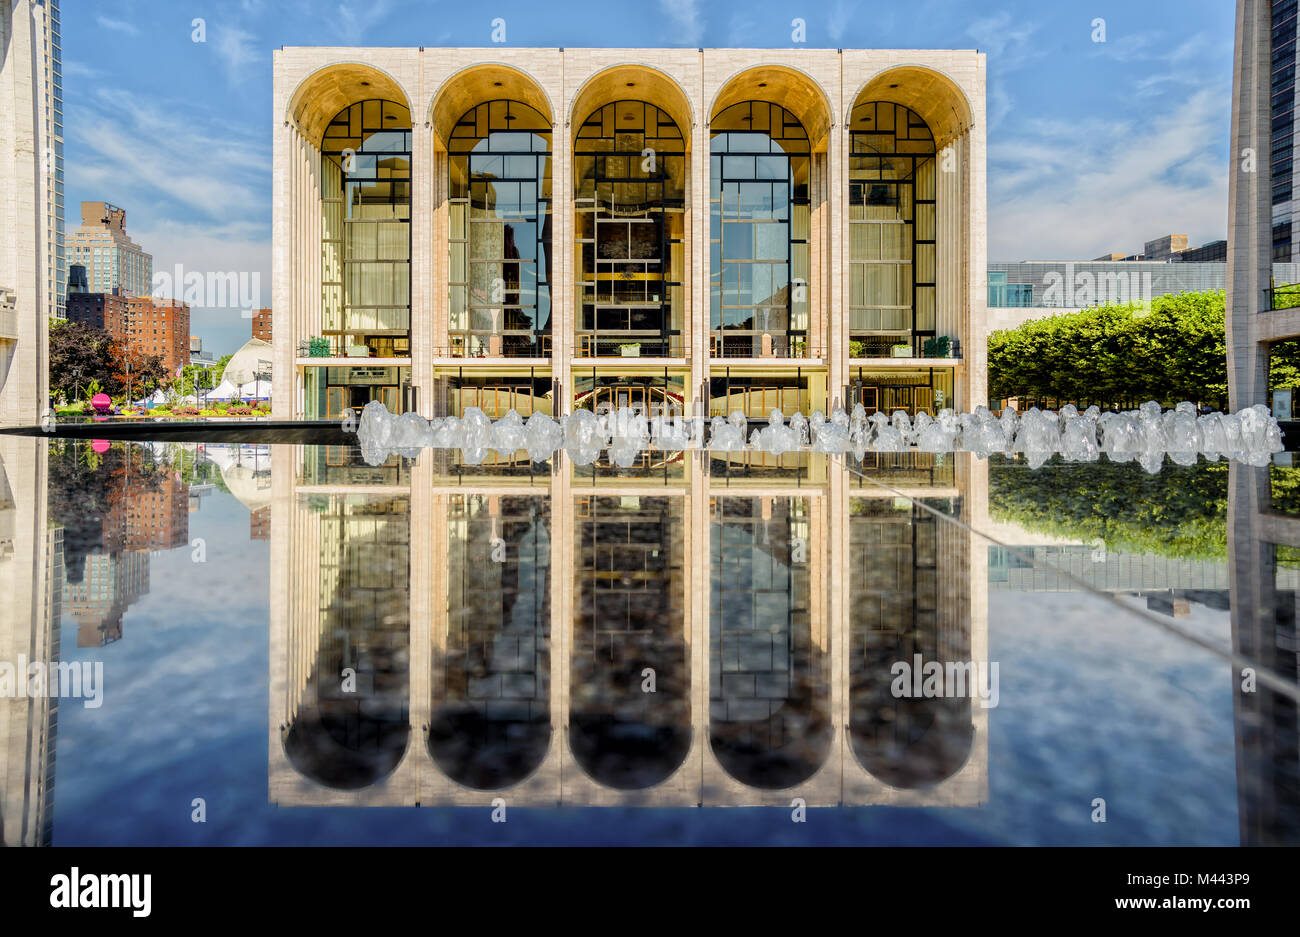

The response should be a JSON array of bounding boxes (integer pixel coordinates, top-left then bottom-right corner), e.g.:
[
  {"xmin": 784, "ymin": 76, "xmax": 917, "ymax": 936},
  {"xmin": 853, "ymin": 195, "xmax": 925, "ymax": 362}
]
[
  {"xmin": 575, "ymin": 333, "xmax": 685, "ymax": 358},
  {"xmin": 293, "ymin": 331, "xmax": 966, "ymax": 362},
  {"xmin": 849, "ymin": 334, "xmax": 962, "ymax": 359},
  {"xmin": 1269, "ymin": 282, "xmax": 1300, "ymax": 311},
  {"xmin": 436, "ymin": 334, "xmax": 553, "ymax": 359},
  {"xmin": 711, "ymin": 334, "xmax": 824, "ymax": 359}
]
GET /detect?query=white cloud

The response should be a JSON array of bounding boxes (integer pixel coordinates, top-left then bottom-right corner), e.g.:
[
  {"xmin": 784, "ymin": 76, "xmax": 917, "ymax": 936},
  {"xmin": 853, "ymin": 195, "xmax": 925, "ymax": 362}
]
[
  {"xmin": 989, "ymin": 89, "xmax": 1229, "ymax": 260},
  {"xmin": 95, "ymin": 15, "xmax": 140, "ymax": 36},
  {"xmin": 63, "ymin": 60, "xmax": 103, "ymax": 79},
  {"xmin": 967, "ymin": 12, "xmax": 1039, "ymax": 66},
  {"xmin": 64, "ymin": 88, "xmax": 269, "ymax": 224},
  {"xmin": 826, "ymin": 0, "xmax": 861, "ymax": 44},
  {"xmin": 213, "ymin": 25, "xmax": 264, "ymax": 83},
  {"xmin": 659, "ymin": 0, "xmax": 703, "ymax": 46},
  {"xmin": 332, "ymin": 0, "xmax": 395, "ymax": 43}
]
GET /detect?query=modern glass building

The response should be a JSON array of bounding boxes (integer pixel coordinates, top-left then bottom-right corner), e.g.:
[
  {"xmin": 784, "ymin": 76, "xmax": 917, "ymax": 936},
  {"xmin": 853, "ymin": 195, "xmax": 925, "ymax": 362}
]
[
  {"xmin": 1273, "ymin": 0, "xmax": 1298, "ymax": 261},
  {"xmin": 66, "ymin": 202, "xmax": 153, "ymax": 298},
  {"xmin": 271, "ymin": 49, "xmax": 987, "ymax": 421},
  {"xmin": 987, "ymin": 260, "xmax": 1300, "ymax": 333}
]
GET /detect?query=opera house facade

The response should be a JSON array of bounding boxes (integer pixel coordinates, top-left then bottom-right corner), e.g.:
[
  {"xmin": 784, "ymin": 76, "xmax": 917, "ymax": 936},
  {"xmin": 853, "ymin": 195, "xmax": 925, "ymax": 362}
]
[
  {"xmin": 270, "ymin": 47, "xmax": 988, "ymax": 423},
  {"xmin": 265, "ymin": 44, "xmax": 992, "ymax": 807}
]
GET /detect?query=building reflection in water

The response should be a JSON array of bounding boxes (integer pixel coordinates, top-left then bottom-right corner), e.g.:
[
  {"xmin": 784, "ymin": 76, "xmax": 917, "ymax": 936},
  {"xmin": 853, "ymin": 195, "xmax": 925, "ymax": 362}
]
[
  {"xmin": 1229, "ymin": 461, "xmax": 1300, "ymax": 845},
  {"xmin": 572, "ymin": 494, "xmax": 688, "ymax": 791},
  {"xmin": 269, "ymin": 445, "xmax": 990, "ymax": 806},
  {"xmin": 0, "ymin": 436, "xmax": 59, "ymax": 845},
  {"xmin": 280, "ymin": 494, "xmax": 412, "ymax": 790},
  {"xmin": 0, "ymin": 437, "xmax": 262, "ymax": 842},
  {"xmin": 1, "ymin": 436, "xmax": 1297, "ymax": 830},
  {"xmin": 710, "ymin": 495, "xmax": 830, "ymax": 790},
  {"xmin": 849, "ymin": 497, "xmax": 976, "ymax": 791},
  {"xmin": 431, "ymin": 493, "xmax": 551, "ymax": 790}
]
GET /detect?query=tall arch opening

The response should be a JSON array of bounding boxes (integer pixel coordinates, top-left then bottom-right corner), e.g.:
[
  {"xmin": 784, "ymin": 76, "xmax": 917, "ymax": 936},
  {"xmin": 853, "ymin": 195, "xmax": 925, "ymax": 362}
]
[
  {"xmin": 847, "ymin": 101, "xmax": 936, "ymax": 359},
  {"xmin": 709, "ymin": 102, "xmax": 811, "ymax": 359},
  {"xmin": 574, "ymin": 100, "xmax": 686, "ymax": 359},
  {"xmin": 446, "ymin": 100, "xmax": 554, "ymax": 359}
]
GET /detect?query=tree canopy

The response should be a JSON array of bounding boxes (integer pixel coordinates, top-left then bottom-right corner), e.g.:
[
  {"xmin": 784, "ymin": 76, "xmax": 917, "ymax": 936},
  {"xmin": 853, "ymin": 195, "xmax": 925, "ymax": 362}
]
[
  {"xmin": 48, "ymin": 319, "xmax": 120, "ymax": 401},
  {"xmin": 988, "ymin": 289, "xmax": 1300, "ymax": 410}
]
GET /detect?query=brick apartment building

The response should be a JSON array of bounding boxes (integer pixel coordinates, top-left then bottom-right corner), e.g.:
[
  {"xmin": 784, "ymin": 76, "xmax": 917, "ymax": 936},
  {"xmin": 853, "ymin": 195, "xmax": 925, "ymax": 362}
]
[
  {"xmin": 125, "ymin": 297, "xmax": 190, "ymax": 375},
  {"xmin": 68, "ymin": 292, "xmax": 192, "ymax": 375},
  {"xmin": 66, "ymin": 289, "xmax": 127, "ymax": 332},
  {"xmin": 252, "ymin": 307, "xmax": 272, "ymax": 343}
]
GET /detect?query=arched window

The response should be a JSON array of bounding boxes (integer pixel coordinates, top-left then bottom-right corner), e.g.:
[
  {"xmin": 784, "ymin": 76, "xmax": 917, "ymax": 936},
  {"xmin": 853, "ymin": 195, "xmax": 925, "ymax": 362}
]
[
  {"xmin": 574, "ymin": 101, "xmax": 685, "ymax": 358},
  {"xmin": 320, "ymin": 100, "xmax": 412, "ymax": 359},
  {"xmin": 847, "ymin": 102, "xmax": 936, "ymax": 357},
  {"xmin": 448, "ymin": 101, "xmax": 552, "ymax": 358},
  {"xmin": 710, "ymin": 102, "xmax": 810, "ymax": 358}
]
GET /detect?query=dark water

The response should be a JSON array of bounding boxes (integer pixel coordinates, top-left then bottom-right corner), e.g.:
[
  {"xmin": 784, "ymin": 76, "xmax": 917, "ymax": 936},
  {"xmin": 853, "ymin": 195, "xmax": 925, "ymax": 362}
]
[{"xmin": 1, "ymin": 436, "xmax": 1295, "ymax": 845}]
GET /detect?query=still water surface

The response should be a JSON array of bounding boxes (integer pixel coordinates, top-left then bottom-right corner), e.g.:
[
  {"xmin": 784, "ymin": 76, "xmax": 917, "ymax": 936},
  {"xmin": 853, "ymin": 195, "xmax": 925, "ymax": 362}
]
[{"xmin": 0, "ymin": 435, "xmax": 1294, "ymax": 845}]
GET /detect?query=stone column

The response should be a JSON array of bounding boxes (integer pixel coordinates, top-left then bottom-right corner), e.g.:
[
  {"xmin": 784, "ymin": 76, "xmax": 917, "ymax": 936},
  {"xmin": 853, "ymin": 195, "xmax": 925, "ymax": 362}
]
[{"xmin": 1227, "ymin": 0, "xmax": 1274, "ymax": 411}]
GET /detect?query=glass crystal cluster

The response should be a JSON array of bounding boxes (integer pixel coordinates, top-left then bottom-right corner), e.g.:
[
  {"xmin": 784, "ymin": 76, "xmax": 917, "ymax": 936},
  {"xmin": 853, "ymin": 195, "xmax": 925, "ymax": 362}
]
[{"xmin": 353, "ymin": 400, "xmax": 1285, "ymax": 472}]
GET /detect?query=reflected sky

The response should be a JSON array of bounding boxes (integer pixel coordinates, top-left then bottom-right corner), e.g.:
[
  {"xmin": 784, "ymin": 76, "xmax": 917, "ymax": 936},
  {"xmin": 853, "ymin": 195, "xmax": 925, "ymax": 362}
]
[{"xmin": 0, "ymin": 436, "xmax": 1294, "ymax": 845}]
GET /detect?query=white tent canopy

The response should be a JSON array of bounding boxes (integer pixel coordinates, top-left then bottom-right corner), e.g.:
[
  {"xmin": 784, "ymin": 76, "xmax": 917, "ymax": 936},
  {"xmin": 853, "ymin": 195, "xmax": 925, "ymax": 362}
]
[
  {"xmin": 204, "ymin": 379, "xmax": 241, "ymax": 401},
  {"xmin": 238, "ymin": 379, "xmax": 271, "ymax": 400}
]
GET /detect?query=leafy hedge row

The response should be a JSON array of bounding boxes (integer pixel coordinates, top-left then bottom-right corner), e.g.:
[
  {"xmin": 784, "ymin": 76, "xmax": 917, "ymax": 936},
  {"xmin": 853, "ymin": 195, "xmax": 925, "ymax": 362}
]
[
  {"xmin": 988, "ymin": 458, "xmax": 1300, "ymax": 563},
  {"xmin": 988, "ymin": 289, "xmax": 1300, "ymax": 409}
]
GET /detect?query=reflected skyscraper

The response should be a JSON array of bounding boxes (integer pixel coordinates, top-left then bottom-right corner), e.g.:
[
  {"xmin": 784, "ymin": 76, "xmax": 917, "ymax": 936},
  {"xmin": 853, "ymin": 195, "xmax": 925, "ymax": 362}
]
[
  {"xmin": 1228, "ymin": 461, "xmax": 1300, "ymax": 844},
  {"xmin": 0, "ymin": 436, "xmax": 60, "ymax": 845}
]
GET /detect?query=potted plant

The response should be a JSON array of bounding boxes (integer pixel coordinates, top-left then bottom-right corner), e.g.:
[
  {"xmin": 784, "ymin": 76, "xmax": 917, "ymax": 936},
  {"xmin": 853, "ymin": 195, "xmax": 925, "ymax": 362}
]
[{"xmin": 922, "ymin": 335, "xmax": 951, "ymax": 358}]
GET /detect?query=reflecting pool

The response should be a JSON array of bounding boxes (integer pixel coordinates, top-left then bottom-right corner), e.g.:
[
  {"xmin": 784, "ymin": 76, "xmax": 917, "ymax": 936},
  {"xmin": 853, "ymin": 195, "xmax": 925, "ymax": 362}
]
[{"xmin": 0, "ymin": 434, "xmax": 1297, "ymax": 845}]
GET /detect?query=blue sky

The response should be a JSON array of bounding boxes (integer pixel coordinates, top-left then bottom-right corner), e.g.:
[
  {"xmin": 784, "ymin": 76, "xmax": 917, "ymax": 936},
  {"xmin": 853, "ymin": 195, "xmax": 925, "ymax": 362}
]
[{"xmin": 62, "ymin": 0, "xmax": 1236, "ymax": 356}]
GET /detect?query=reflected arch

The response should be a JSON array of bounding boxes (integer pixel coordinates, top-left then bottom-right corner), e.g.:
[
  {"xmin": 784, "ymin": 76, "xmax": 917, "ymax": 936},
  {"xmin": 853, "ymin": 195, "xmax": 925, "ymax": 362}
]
[
  {"xmin": 708, "ymin": 496, "xmax": 833, "ymax": 789},
  {"xmin": 282, "ymin": 497, "xmax": 413, "ymax": 790},
  {"xmin": 428, "ymin": 494, "xmax": 553, "ymax": 790},
  {"xmin": 569, "ymin": 495, "xmax": 692, "ymax": 790},
  {"xmin": 847, "ymin": 497, "xmax": 975, "ymax": 788}
]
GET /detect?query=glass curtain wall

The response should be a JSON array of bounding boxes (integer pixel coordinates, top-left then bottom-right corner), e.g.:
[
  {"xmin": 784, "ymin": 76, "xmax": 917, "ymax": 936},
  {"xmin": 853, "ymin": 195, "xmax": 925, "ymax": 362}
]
[
  {"xmin": 448, "ymin": 101, "xmax": 553, "ymax": 358},
  {"xmin": 710, "ymin": 102, "xmax": 811, "ymax": 358},
  {"xmin": 848, "ymin": 101, "xmax": 936, "ymax": 357},
  {"xmin": 321, "ymin": 100, "xmax": 412, "ymax": 357},
  {"xmin": 574, "ymin": 101, "xmax": 686, "ymax": 358}
]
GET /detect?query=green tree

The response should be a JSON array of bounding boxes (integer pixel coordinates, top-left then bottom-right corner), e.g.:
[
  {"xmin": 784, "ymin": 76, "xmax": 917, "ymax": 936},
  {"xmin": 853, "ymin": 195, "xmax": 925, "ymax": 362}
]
[
  {"xmin": 987, "ymin": 290, "xmax": 1261, "ymax": 410},
  {"xmin": 48, "ymin": 319, "xmax": 120, "ymax": 401},
  {"xmin": 110, "ymin": 344, "xmax": 168, "ymax": 401}
]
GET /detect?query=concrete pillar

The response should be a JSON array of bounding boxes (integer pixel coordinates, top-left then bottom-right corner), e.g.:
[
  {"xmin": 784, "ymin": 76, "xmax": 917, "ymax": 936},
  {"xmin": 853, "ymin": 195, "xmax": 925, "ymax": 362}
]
[{"xmin": 1227, "ymin": 0, "xmax": 1274, "ymax": 411}]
